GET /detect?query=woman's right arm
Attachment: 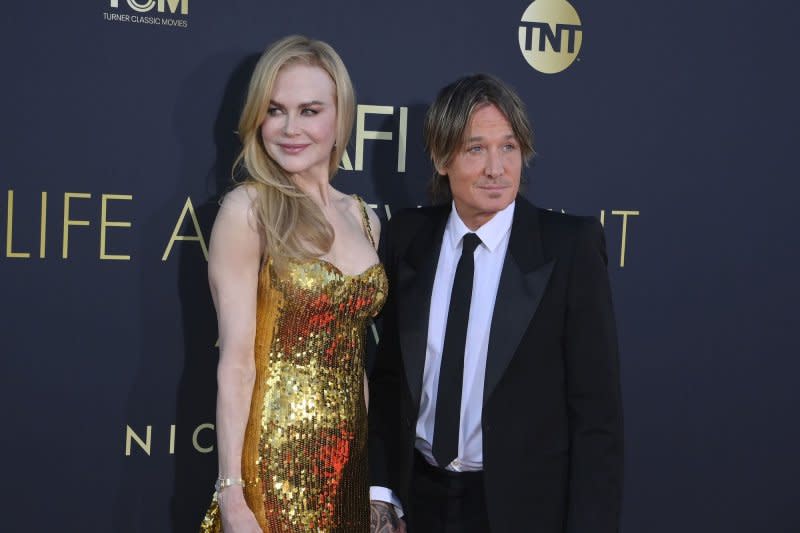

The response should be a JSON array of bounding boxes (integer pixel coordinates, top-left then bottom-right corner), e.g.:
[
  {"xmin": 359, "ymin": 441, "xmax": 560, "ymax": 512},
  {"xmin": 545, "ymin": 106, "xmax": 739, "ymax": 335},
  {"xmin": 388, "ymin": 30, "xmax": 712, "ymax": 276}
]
[{"xmin": 207, "ymin": 186, "xmax": 263, "ymax": 532}]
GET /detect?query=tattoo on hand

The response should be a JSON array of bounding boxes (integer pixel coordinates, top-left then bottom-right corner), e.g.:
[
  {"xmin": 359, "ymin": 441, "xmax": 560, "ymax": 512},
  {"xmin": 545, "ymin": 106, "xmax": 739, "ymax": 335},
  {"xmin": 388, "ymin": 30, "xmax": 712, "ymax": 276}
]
[{"xmin": 370, "ymin": 501, "xmax": 400, "ymax": 533}]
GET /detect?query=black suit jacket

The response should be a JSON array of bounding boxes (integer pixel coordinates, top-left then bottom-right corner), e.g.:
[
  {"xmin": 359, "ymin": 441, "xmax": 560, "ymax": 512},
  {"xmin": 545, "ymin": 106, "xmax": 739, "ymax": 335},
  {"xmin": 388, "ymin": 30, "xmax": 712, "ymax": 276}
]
[{"xmin": 369, "ymin": 197, "xmax": 623, "ymax": 532}]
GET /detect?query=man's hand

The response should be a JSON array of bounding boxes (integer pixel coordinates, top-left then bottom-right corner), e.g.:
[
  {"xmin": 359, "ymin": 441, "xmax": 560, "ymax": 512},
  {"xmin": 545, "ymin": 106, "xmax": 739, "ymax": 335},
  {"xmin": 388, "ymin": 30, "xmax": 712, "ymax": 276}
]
[{"xmin": 370, "ymin": 500, "xmax": 406, "ymax": 533}]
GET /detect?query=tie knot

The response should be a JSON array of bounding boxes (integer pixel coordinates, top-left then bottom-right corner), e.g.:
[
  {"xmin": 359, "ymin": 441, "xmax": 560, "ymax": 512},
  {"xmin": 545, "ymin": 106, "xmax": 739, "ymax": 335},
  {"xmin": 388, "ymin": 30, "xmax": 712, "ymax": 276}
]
[{"xmin": 461, "ymin": 233, "xmax": 481, "ymax": 255}]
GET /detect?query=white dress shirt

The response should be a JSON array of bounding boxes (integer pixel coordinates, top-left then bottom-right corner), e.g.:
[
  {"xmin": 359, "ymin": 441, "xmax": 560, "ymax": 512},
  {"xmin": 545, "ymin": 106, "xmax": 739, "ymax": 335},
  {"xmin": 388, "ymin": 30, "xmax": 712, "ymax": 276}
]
[
  {"xmin": 416, "ymin": 200, "xmax": 514, "ymax": 470},
  {"xmin": 370, "ymin": 201, "xmax": 515, "ymax": 509}
]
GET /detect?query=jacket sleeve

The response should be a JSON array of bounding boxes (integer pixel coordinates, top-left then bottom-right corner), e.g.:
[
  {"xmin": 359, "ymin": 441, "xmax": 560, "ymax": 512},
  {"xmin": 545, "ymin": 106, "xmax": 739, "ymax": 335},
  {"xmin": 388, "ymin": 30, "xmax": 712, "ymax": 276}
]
[
  {"xmin": 368, "ymin": 216, "xmax": 405, "ymax": 493},
  {"xmin": 564, "ymin": 217, "xmax": 624, "ymax": 533}
]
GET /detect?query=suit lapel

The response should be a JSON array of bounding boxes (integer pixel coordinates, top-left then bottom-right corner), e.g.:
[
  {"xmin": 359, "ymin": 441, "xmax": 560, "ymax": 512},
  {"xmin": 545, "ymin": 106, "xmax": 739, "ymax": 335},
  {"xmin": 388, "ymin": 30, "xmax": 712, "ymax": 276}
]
[
  {"xmin": 397, "ymin": 208, "xmax": 449, "ymax": 409},
  {"xmin": 484, "ymin": 199, "xmax": 554, "ymax": 404}
]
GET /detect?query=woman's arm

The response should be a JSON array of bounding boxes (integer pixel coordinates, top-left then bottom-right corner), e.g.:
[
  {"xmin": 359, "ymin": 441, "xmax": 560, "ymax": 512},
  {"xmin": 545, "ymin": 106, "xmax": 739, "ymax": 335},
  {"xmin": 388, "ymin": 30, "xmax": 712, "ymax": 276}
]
[{"xmin": 207, "ymin": 186, "xmax": 263, "ymax": 532}]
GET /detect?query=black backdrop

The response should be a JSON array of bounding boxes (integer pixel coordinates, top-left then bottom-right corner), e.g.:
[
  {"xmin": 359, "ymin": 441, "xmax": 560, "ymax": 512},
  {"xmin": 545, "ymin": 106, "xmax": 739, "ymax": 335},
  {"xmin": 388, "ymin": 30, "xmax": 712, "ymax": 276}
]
[{"xmin": 1, "ymin": 1, "xmax": 798, "ymax": 531}]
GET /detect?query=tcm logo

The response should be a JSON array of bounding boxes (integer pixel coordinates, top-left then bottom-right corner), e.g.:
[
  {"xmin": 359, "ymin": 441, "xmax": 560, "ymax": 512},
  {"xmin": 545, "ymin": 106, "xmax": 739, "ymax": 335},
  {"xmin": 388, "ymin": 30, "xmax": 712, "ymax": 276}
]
[
  {"xmin": 518, "ymin": 0, "xmax": 582, "ymax": 74},
  {"xmin": 110, "ymin": 0, "xmax": 188, "ymax": 15}
]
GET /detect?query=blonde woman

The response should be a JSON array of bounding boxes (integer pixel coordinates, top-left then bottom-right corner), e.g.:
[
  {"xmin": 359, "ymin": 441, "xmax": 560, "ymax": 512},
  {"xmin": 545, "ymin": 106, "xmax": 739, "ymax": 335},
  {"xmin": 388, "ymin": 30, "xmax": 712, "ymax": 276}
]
[{"xmin": 200, "ymin": 35, "xmax": 385, "ymax": 533}]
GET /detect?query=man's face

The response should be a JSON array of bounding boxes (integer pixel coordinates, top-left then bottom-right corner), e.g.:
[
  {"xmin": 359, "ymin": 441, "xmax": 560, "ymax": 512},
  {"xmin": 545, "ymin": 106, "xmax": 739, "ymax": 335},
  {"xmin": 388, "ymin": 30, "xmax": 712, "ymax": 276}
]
[{"xmin": 438, "ymin": 104, "xmax": 522, "ymax": 230}]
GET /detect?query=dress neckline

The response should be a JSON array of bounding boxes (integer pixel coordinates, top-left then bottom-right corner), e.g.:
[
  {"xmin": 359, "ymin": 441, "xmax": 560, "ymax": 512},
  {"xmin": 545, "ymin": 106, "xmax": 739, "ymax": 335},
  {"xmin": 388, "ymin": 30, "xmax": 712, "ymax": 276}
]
[
  {"xmin": 306, "ymin": 257, "xmax": 383, "ymax": 279},
  {"xmin": 266, "ymin": 256, "xmax": 383, "ymax": 279}
]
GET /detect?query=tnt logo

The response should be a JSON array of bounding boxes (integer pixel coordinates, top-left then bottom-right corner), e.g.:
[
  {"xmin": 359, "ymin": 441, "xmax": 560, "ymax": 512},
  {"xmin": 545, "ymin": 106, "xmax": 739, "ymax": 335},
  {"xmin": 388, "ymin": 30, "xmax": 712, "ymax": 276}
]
[
  {"xmin": 518, "ymin": 0, "xmax": 582, "ymax": 74},
  {"xmin": 110, "ymin": 0, "xmax": 188, "ymax": 15}
]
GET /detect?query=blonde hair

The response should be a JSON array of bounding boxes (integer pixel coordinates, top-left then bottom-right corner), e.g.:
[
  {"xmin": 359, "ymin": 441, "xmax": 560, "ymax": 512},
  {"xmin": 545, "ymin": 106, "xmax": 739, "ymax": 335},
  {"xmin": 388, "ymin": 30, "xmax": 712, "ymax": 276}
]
[
  {"xmin": 424, "ymin": 74, "xmax": 535, "ymax": 202},
  {"xmin": 234, "ymin": 35, "xmax": 355, "ymax": 269}
]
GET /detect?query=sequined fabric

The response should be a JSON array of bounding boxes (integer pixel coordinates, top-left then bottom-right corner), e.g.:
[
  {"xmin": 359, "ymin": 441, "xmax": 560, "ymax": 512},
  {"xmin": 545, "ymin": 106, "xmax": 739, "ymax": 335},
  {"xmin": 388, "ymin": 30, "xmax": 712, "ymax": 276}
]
[{"xmin": 201, "ymin": 253, "xmax": 386, "ymax": 533}]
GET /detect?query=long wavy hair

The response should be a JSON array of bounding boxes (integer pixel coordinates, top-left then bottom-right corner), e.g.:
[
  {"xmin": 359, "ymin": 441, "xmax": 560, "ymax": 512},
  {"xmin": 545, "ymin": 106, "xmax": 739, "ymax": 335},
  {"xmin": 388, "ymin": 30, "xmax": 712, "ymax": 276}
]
[{"xmin": 234, "ymin": 35, "xmax": 355, "ymax": 270}]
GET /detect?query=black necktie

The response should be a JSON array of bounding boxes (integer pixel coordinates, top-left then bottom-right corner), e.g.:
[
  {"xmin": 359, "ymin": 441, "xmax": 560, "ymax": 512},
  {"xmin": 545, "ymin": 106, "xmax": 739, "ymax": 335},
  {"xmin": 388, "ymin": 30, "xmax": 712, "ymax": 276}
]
[{"xmin": 433, "ymin": 232, "xmax": 482, "ymax": 468}]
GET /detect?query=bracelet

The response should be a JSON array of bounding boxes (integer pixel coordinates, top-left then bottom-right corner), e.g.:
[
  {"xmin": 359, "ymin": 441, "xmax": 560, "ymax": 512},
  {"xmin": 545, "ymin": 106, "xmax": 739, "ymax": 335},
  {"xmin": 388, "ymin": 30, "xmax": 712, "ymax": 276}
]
[{"xmin": 214, "ymin": 477, "xmax": 246, "ymax": 493}]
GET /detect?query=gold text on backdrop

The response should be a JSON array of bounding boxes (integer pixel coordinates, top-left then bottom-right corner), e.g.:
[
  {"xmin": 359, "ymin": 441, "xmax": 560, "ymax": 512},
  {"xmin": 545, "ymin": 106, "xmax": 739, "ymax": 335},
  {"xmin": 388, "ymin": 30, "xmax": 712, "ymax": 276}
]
[
  {"xmin": 2, "ymin": 191, "xmax": 637, "ymax": 267},
  {"xmin": 125, "ymin": 423, "xmax": 215, "ymax": 455}
]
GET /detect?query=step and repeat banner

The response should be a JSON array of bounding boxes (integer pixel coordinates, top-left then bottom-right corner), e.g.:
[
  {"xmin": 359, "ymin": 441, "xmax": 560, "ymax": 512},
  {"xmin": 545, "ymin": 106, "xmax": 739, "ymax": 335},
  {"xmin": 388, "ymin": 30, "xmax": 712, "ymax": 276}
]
[{"xmin": 1, "ymin": 1, "xmax": 797, "ymax": 531}]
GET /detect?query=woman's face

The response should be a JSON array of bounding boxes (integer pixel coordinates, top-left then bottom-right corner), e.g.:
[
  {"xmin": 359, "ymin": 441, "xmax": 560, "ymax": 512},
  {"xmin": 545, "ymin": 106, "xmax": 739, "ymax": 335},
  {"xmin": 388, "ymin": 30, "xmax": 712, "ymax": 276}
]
[{"xmin": 261, "ymin": 63, "xmax": 337, "ymax": 177}]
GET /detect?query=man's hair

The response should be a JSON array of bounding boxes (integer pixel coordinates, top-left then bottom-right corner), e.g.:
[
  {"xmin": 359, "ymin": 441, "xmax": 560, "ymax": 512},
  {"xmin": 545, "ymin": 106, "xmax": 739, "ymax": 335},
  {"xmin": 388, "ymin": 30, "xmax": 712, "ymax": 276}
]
[{"xmin": 423, "ymin": 73, "xmax": 535, "ymax": 202}]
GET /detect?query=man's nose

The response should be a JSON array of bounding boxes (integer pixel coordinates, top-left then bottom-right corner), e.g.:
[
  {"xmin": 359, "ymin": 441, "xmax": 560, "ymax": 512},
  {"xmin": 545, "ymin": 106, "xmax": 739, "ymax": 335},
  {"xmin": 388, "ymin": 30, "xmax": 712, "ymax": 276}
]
[{"xmin": 485, "ymin": 149, "xmax": 503, "ymax": 177}]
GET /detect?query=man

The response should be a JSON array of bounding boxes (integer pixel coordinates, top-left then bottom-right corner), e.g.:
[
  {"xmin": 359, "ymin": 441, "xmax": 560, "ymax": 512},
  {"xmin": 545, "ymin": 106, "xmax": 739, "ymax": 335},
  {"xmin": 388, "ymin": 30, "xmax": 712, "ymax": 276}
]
[{"xmin": 369, "ymin": 74, "xmax": 623, "ymax": 533}]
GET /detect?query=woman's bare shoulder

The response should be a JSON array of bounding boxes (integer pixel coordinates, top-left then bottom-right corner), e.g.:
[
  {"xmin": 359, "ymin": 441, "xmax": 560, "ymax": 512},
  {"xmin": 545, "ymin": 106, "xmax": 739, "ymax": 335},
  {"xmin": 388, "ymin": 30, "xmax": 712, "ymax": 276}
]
[{"xmin": 221, "ymin": 183, "xmax": 258, "ymax": 209}]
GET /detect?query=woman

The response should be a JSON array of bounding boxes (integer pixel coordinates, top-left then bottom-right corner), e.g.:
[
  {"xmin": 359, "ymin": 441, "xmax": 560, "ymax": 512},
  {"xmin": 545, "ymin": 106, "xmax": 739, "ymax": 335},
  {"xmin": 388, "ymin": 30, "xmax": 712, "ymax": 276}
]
[{"xmin": 200, "ymin": 35, "xmax": 385, "ymax": 532}]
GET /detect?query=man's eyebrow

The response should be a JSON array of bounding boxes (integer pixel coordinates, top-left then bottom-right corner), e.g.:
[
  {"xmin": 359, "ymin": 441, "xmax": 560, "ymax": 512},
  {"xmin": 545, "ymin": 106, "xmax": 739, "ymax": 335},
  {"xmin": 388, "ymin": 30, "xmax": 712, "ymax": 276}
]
[{"xmin": 465, "ymin": 133, "xmax": 516, "ymax": 142}]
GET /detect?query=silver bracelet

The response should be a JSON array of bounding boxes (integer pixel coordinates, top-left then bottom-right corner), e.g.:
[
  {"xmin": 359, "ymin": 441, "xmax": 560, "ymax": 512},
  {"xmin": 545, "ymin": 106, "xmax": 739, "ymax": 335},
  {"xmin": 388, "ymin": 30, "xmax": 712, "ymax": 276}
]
[{"xmin": 214, "ymin": 477, "xmax": 246, "ymax": 493}]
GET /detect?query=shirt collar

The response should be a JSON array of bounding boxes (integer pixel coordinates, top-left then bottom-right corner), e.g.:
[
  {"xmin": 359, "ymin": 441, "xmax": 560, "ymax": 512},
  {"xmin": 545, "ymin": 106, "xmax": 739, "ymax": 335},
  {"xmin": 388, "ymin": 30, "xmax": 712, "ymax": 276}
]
[{"xmin": 446, "ymin": 200, "xmax": 515, "ymax": 253}]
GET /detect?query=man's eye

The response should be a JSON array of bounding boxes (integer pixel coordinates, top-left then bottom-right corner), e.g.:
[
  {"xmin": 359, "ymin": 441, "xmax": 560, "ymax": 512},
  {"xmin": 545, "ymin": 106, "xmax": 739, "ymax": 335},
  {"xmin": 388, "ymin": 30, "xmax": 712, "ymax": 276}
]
[
  {"xmin": 468, "ymin": 146, "xmax": 482, "ymax": 153},
  {"xmin": 503, "ymin": 144, "xmax": 517, "ymax": 152}
]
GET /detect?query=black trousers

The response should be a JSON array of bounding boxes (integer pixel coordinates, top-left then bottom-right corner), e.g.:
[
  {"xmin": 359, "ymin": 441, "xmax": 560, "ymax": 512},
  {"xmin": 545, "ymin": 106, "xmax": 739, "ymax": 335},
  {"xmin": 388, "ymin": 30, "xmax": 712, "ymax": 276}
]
[{"xmin": 407, "ymin": 451, "xmax": 492, "ymax": 533}]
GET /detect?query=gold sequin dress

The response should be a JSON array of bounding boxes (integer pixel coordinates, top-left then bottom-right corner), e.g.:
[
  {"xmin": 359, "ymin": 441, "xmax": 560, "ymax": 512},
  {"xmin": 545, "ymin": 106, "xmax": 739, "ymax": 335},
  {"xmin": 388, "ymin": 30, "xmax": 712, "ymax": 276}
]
[{"xmin": 201, "ymin": 199, "xmax": 386, "ymax": 532}]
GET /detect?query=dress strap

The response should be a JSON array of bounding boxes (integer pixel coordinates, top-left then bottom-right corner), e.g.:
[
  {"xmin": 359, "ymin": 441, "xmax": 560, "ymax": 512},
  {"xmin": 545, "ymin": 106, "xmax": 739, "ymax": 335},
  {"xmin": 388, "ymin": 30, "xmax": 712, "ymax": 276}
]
[{"xmin": 352, "ymin": 194, "xmax": 376, "ymax": 249}]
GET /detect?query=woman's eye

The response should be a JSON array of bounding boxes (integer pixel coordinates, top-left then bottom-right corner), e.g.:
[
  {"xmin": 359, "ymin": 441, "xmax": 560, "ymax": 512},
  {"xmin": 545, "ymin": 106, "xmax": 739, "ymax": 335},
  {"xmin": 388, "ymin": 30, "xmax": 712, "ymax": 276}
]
[
  {"xmin": 301, "ymin": 108, "xmax": 319, "ymax": 116},
  {"xmin": 267, "ymin": 107, "xmax": 282, "ymax": 116}
]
